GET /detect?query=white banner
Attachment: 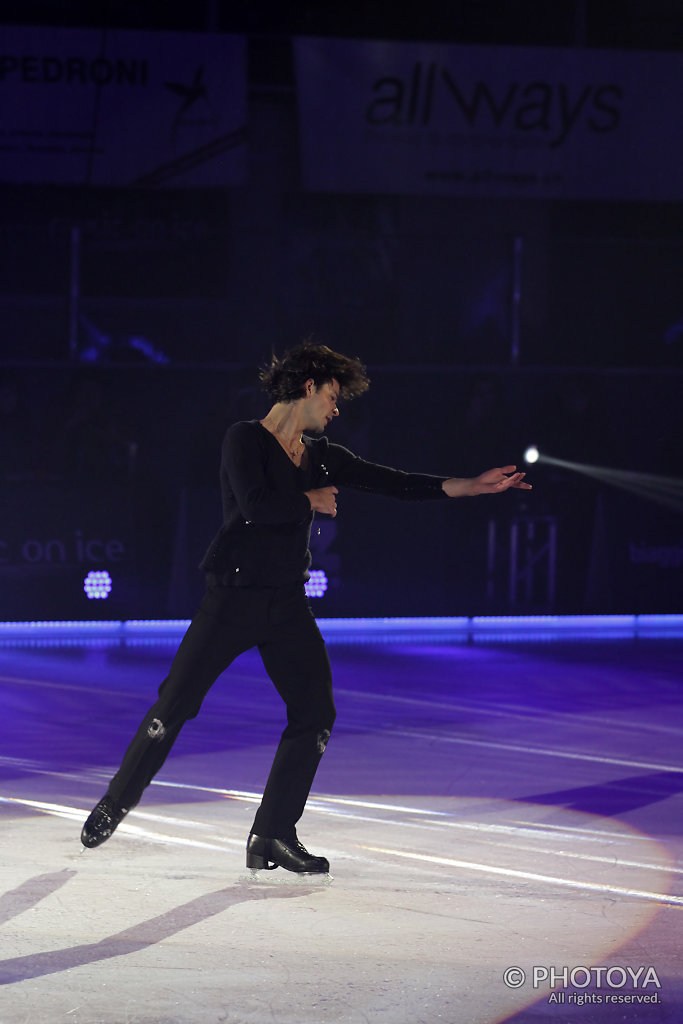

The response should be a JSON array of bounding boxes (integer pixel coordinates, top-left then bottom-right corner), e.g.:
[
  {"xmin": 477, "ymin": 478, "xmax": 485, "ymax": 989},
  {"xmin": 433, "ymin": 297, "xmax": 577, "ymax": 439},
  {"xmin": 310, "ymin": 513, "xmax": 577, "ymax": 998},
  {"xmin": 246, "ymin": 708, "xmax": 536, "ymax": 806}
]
[
  {"xmin": 295, "ymin": 38, "xmax": 683, "ymax": 200},
  {"xmin": 0, "ymin": 27, "xmax": 247, "ymax": 186}
]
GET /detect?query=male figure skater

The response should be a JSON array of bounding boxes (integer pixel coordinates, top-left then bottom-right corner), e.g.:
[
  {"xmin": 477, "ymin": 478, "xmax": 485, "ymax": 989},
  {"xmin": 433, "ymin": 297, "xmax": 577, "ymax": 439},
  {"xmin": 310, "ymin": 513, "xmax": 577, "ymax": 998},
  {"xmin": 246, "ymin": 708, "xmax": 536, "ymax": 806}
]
[{"xmin": 81, "ymin": 342, "xmax": 531, "ymax": 873}]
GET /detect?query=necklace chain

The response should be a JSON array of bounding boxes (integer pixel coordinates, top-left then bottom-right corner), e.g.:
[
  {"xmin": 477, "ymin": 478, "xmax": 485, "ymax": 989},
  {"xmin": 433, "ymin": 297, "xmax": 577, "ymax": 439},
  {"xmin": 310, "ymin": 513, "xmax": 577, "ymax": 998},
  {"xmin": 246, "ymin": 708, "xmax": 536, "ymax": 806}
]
[
  {"xmin": 260, "ymin": 420, "xmax": 303, "ymax": 462},
  {"xmin": 287, "ymin": 437, "xmax": 304, "ymax": 461}
]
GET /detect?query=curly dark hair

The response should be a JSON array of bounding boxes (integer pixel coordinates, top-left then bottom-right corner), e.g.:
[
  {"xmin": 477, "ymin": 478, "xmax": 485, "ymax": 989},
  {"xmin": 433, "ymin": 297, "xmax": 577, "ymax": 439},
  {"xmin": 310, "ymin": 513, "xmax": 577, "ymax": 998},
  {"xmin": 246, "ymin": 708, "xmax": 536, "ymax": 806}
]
[{"xmin": 259, "ymin": 341, "xmax": 370, "ymax": 403}]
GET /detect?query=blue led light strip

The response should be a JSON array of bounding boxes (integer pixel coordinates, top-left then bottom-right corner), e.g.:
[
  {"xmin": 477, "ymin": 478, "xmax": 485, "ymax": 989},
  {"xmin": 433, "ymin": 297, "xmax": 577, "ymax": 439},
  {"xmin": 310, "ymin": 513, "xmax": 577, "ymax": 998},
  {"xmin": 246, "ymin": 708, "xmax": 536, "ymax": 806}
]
[{"xmin": 0, "ymin": 615, "xmax": 680, "ymax": 641}]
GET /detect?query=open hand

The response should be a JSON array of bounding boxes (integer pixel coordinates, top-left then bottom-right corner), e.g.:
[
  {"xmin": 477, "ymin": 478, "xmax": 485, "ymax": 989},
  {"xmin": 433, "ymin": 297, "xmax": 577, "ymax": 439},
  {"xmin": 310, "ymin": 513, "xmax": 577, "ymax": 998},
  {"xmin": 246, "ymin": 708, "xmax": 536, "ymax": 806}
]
[{"xmin": 472, "ymin": 466, "xmax": 532, "ymax": 495}]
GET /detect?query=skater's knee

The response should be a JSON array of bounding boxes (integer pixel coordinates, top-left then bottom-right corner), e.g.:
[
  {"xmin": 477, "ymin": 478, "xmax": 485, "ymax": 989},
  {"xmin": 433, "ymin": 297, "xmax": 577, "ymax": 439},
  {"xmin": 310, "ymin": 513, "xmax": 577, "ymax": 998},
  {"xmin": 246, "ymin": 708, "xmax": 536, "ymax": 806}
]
[
  {"xmin": 150, "ymin": 692, "xmax": 203, "ymax": 734},
  {"xmin": 317, "ymin": 696, "xmax": 336, "ymax": 732},
  {"xmin": 287, "ymin": 698, "xmax": 335, "ymax": 736},
  {"xmin": 317, "ymin": 700, "xmax": 336, "ymax": 751}
]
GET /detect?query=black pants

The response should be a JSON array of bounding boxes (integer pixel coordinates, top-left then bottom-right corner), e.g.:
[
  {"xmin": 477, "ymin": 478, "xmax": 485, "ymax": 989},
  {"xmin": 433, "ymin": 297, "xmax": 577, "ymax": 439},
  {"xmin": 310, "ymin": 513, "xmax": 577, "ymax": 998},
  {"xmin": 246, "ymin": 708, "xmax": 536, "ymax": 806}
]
[{"xmin": 107, "ymin": 581, "xmax": 336, "ymax": 838}]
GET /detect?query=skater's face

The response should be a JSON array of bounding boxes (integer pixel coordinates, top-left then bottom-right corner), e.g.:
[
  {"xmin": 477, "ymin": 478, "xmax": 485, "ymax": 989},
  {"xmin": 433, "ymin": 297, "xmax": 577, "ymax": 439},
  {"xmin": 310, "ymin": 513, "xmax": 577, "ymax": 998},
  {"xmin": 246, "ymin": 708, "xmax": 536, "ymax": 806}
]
[{"xmin": 303, "ymin": 378, "xmax": 340, "ymax": 432}]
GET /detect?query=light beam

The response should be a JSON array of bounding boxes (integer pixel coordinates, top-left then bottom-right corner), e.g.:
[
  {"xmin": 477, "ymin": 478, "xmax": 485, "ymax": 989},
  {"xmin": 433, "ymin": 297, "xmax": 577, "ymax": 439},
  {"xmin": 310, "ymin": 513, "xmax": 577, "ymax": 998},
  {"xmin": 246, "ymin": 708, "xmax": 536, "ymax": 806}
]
[{"xmin": 529, "ymin": 451, "xmax": 683, "ymax": 512}]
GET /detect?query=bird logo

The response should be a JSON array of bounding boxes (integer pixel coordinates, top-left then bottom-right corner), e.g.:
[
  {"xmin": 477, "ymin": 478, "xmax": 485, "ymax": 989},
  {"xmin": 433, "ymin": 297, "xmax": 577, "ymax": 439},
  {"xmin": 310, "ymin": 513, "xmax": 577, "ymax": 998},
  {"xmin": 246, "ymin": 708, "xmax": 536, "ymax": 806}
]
[{"xmin": 164, "ymin": 65, "xmax": 217, "ymax": 144}]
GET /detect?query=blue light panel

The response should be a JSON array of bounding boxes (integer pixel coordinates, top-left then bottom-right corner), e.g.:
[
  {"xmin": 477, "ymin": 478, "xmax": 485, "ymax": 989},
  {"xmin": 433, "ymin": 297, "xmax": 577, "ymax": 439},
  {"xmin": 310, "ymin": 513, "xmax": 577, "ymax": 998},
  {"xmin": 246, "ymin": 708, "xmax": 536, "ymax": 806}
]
[{"xmin": 83, "ymin": 570, "xmax": 112, "ymax": 600}]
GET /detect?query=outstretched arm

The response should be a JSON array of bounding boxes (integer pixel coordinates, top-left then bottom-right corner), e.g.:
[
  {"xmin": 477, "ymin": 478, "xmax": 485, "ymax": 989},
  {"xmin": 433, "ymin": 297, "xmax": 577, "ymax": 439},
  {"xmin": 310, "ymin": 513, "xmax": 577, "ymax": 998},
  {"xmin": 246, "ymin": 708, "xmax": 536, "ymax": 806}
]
[
  {"xmin": 442, "ymin": 466, "xmax": 532, "ymax": 498},
  {"xmin": 324, "ymin": 443, "xmax": 531, "ymax": 503}
]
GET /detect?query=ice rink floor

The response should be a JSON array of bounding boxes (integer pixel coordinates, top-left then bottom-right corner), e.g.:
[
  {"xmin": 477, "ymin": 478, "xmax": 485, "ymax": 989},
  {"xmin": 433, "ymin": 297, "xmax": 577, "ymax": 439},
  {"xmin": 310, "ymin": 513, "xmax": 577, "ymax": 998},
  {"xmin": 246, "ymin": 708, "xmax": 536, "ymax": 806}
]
[{"xmin": 1, "ymin": 618, "xmax": 682, "ymax": 1024}]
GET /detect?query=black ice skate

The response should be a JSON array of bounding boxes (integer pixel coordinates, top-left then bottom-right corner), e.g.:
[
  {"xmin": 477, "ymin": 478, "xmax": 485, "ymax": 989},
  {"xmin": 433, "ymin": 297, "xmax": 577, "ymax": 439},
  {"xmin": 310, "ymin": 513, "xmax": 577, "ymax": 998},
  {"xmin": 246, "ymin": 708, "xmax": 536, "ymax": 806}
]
[
  {"xmin": 81, "ymin": 795, "xmax": 128, "ymax": 848},
  {"xmin": 246, "ymin": 832, "xmax": 330, "ymax": 874}
]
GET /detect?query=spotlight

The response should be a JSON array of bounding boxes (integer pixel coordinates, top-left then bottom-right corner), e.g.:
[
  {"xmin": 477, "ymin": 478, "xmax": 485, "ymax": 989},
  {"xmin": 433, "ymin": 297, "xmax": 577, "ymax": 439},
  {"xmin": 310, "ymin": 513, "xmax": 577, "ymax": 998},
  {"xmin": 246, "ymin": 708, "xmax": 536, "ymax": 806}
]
[
  {"xmin": 524, "ymin": 445, "xmax": 540, "ymax": 464},
  {"xmin": 304, "ymin": 569, "xmax": 328, "ymax": 598},
  {"xmin": 84, "ymin": 570, "xmax": 112, "ymax": 599}
]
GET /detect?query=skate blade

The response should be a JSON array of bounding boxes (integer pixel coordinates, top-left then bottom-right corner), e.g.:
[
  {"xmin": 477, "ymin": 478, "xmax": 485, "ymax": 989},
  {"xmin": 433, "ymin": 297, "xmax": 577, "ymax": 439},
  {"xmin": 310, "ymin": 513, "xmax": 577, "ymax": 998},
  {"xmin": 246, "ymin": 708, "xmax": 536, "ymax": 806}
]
[{"xmin": 239, "ymin": 869, "xmax": 333, "ymax": 887}]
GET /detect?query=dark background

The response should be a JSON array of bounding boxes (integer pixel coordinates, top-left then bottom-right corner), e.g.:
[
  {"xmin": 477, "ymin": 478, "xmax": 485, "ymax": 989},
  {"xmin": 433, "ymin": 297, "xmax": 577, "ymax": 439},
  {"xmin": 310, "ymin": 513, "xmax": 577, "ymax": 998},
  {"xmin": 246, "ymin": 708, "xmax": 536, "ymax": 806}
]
[{"xmin": 1, "ymin": 1, "xmax": 682, "ymax": 620}]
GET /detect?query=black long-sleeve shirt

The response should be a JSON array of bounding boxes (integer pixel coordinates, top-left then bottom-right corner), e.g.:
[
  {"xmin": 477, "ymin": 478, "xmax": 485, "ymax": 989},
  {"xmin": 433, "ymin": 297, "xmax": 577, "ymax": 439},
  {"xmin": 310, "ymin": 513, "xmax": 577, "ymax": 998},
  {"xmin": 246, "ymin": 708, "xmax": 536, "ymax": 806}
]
[{"xmin": 199, "ymin": 420, "xmax": 447, "ymax": 586}]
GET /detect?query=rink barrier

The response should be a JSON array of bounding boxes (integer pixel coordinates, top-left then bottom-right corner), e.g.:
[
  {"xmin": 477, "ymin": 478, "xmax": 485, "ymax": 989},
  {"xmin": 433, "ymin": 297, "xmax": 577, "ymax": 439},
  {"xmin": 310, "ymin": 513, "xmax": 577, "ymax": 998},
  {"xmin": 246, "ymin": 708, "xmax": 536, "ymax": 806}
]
[{"xmin": 0, "ymin": 614, "xmax": 681, "ymax": 644}]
